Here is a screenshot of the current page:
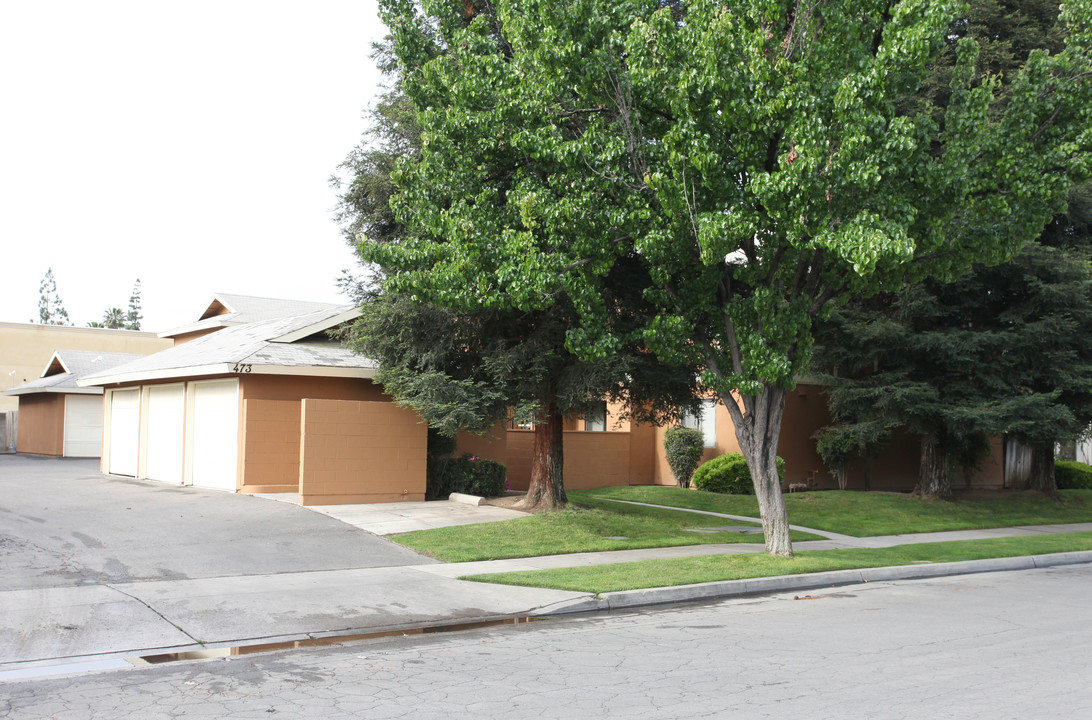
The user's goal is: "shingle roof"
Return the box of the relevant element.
[79,304,374,386]
[2,350,146,396]
[160,293,343,338]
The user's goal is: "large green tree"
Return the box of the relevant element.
[814,182,1092,500]
[338,28,701,510]
[812,0,1092,502]
[373,0,1092,554]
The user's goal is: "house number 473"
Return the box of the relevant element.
[232,363,253,373]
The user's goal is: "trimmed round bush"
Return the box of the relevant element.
[663,426,705,488]
[1055,460,1092,490]
[692,453,786,494]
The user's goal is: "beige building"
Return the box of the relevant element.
[0,322,171,413]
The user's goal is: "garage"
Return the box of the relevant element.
[143,384,185,484]
[63,395,103,458]
[106,388,141,476]
[187,379,239,491]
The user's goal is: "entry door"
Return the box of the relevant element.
[187,379,240,491]
[64,395,103,457]
[107,388,140,476]
[144,384,185,483]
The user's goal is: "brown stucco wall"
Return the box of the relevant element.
[651,386,835,488]
[504,430,534,489]
[299,398,427,505]
[627,422,657,485]
[15,394,64,456]
[777,386,833,486]
[240,374,385,403]
[455,421,508,467]
[237,376,388,495]
[648,385,1009,493]
[240,399,301,493]
[653,400,741,485]
[503,426,653,491]
[558,431,634,489]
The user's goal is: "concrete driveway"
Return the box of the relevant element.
[0,455,586,671]
[0,455,434,593]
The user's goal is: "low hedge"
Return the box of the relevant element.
[1055,461,1092,490]
[435,454,508,498]
[692,452,785,495]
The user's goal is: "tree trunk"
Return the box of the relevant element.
[726,384,793,557]
[518,400,567,511]
[915,435,953,500]
[1027,440,1060,500]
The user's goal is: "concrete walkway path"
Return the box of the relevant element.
[591,497,1092,548]
[254,493,529,534]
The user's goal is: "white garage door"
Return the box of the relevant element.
[144,384,185,484]
[188,380,239,491]
[64,394,103,458]
[107,388,140,476]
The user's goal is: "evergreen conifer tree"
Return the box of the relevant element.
[37,267,70,326]
[813,1,1090,500]
[125,279,142,330]
[814,184,1092,499]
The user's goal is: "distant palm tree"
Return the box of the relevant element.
[103,308,126,329]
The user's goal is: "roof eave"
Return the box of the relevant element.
[2,385,103,396]
[157,320,233,339]
[269,307,362,343]
[77,362,377,387]
[78,363,236,387]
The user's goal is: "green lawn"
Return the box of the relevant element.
[392,496,822,563]
[463,532,1092,593]
[572,486,1092,536]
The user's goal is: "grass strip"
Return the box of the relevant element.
[573,487,1092,537]
[393,497,822,563]
[460,532,1092,593]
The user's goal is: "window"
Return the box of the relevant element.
[585,402,607,432]
[681,399,717,448]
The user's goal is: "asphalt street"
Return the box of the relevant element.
[2,564,1089,719]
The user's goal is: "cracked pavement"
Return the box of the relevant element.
[2,565,1089,719]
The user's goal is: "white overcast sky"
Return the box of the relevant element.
[1,1,388,332]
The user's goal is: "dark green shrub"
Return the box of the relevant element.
[692,453,786,494]
[664,426,705,488]
[1055,461,1092,489]
[425,428,459,500]
[442,454,508,497]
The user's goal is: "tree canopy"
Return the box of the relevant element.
[814,181,1092,499]
[338,29,701,510]
[371,0,1092,553]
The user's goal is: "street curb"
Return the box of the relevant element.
[533,550,1092,615]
